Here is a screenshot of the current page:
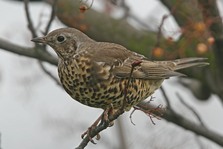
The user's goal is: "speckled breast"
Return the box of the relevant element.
[58,56,163,111]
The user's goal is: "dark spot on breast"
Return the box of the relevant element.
[100,84,107,89]
[92,92,96,98]
[93,86,99,92]
[80,82,84,86]
[86,69,90,73]
[79,87,85,93]
[88,88,93,92]
[85,60,91,65]
[97,93,102,97]
[75,58,80,63]
[104,90,108,94]
[113,87,118,94]
[133,85,138,91]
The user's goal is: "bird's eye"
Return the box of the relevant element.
[57,35,65,43]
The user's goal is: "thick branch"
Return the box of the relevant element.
[160,0,203,27]
[197,0,223,39]
[0,38,57,65]
[137,101,223,147]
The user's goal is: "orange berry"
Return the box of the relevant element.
[197,43,208,54]
[207,37,215,45]
[153,47,164,58]
[194,22,206,33]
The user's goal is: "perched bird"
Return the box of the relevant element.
[31,28,208,112]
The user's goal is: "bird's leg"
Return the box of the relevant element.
[100,104,114,127]
[81,113,103,144]
[81,105,114,143]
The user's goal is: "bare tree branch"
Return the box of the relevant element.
[137,101,223,147]
[176,92,207,148]
[38,61,61,85]
[75,109,124,149]
[0,38,57,65]
[160,86,172,111]
[176,92,206,127]
[24,0,37,38]
[44,0,57,35]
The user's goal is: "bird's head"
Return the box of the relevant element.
[31,28,93,60]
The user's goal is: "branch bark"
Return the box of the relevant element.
[0,38,57,65]
[137,101,223,147]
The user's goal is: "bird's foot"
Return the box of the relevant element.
[81,105,114,144]
[81,114,102,144]
[100,105,114,127]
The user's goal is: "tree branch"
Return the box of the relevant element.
[0,38,57,65]
[24,0,37,38]
[176,92,206,127]
[160,86,172,110]
[137,101,223,147]
[75,109,124,149]
[44,0,57,35]
[38,61,61,85]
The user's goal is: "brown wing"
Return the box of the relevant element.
[87,42,207,80]
[87,42,147,80]
[113,58,208,79]
[89,42,145,65]
[113,60,184,79]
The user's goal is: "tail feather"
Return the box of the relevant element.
[173,58,209,70]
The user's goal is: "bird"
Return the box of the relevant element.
[31,27,208,137]
[31,27,209,110]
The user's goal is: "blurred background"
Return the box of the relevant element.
[0,0,223,149]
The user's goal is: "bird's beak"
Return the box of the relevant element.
[31,36,47,44]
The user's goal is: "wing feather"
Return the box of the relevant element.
[86,42,207,80]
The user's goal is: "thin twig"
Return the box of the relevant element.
[24,0,37,38]
[176,92,206,127]
[129,108,136,125]
[133,104,164,125]
[44,0,57,35]
[122,60,142,108]
[155,14,169,47]
[160,86,173,111]
[38,61,61,86]
[119,0,130,18]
